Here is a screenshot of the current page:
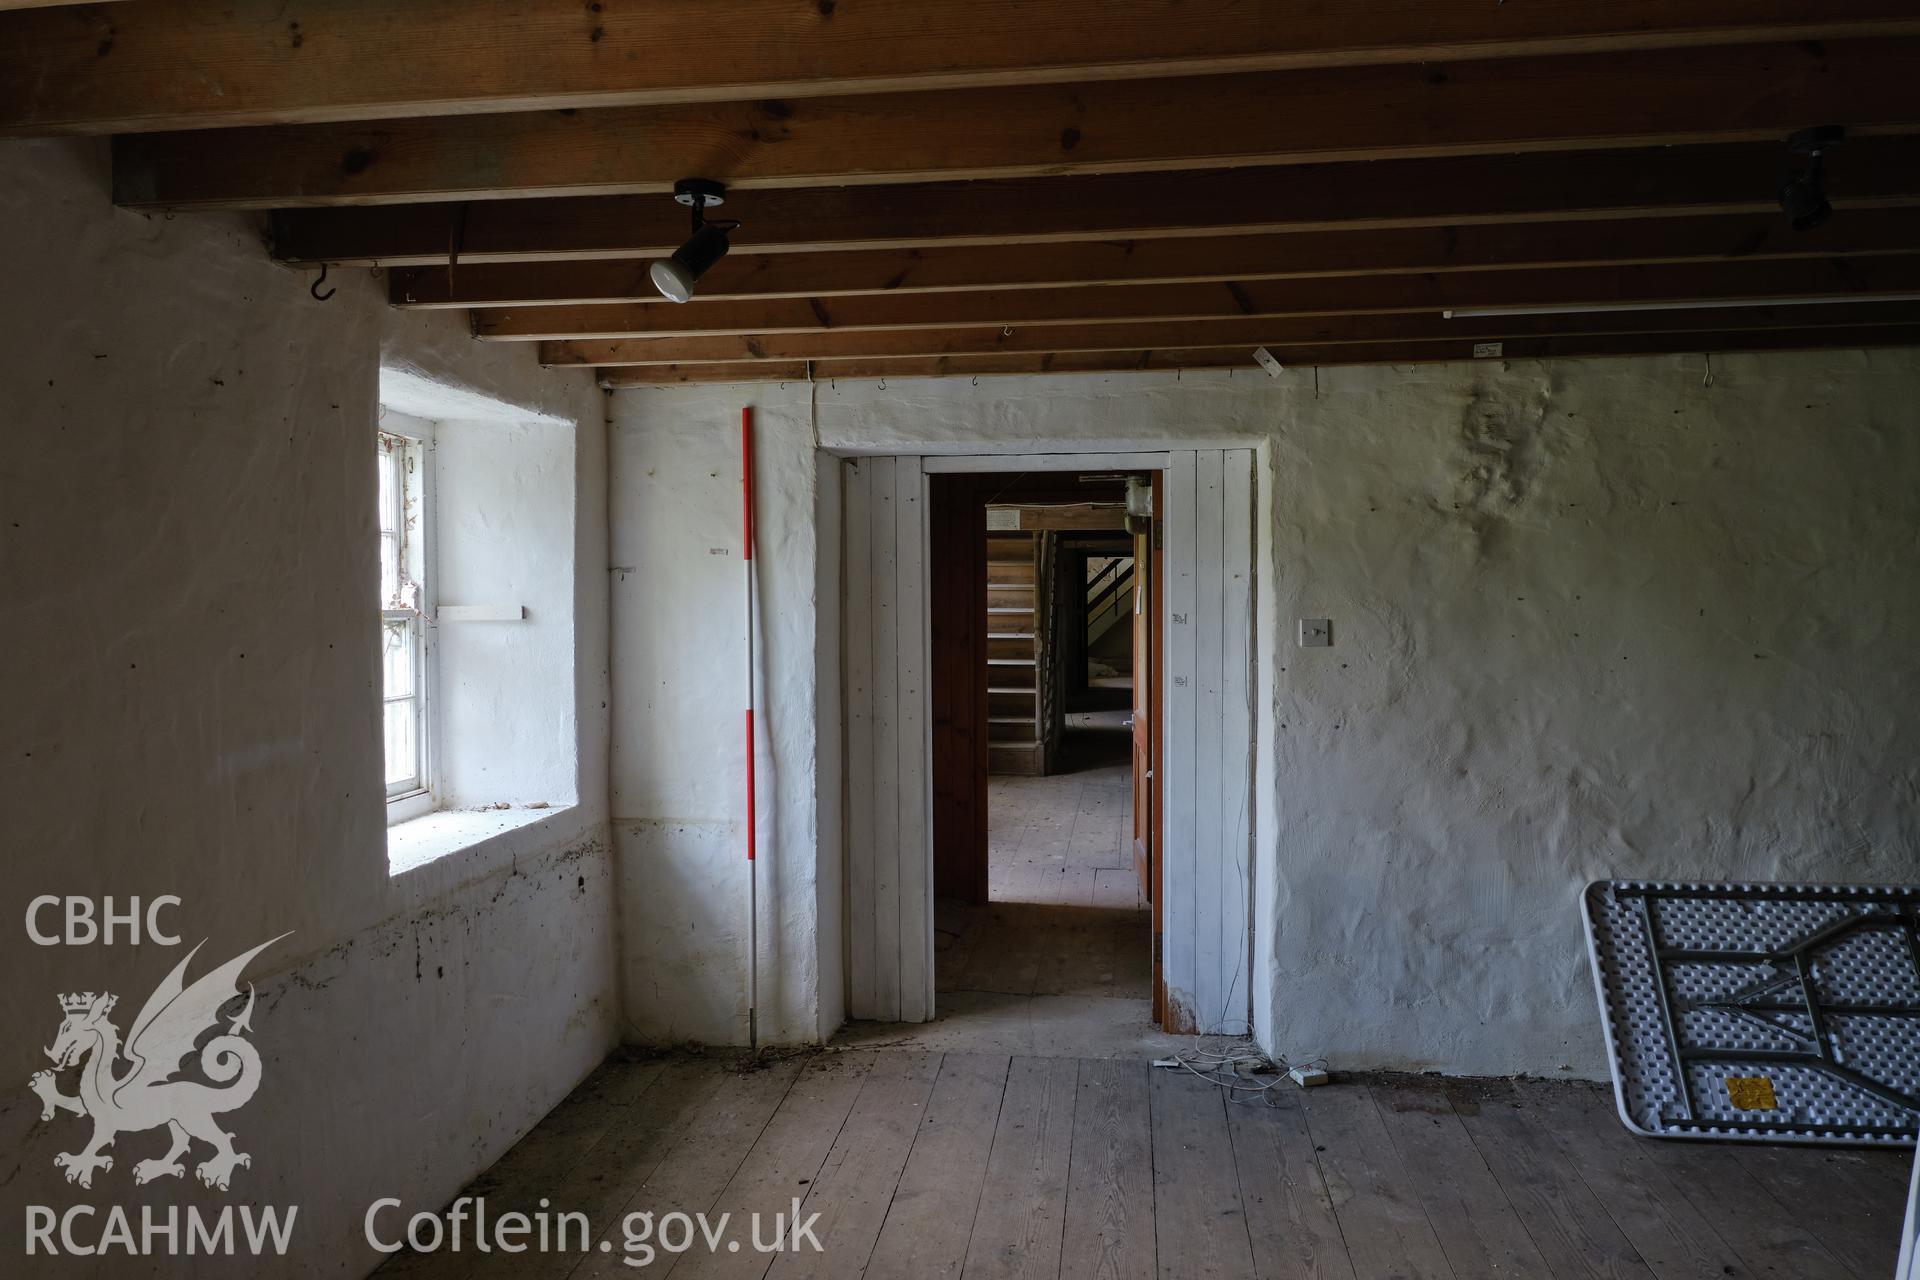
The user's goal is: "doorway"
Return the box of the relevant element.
[927,471,1159,1043]
[838,449,1255,1042]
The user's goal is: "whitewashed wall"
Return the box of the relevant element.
[610,347,1920,1077]
[0,137,614,1277]
[607,389,828,1045]
[433,415,582,807]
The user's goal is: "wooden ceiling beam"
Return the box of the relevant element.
[270,138,1920,267]
[7,1,1915,135]
[543,303,1920,367]
[597,326,1920,385]
[114,39,1920,210]
[485,256,1920,343]
[388,210,1920,308]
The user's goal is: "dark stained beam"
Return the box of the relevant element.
[484,256,1920,345]
[388,210,1920,308]
[114,40,1920,209]
[7,1,1916,135]
[596,326,1920,385]
[542,302,1920,366]
[270,138,1920,267]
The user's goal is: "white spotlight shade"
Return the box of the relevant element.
[650,223,732,303]
[649,257,698,304]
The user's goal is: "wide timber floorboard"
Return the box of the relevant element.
[376,1055,1912,1280]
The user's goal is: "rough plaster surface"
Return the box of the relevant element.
[0,137,613,1275]
[611,352,1920,1078]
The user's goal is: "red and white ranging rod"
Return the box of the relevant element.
[741,406,759,1052]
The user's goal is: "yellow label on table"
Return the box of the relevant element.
[1725,1076,1778,1111]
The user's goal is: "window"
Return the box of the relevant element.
[377,427,431,812]
[374,380,581,870]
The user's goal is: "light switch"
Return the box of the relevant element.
[1298,618,1332,647]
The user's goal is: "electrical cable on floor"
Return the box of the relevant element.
[1155,1031,1328,1106]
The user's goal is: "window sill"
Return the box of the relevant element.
[386,806,575,877]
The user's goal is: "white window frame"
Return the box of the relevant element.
[378,422,436,825]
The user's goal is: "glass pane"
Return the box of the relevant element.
[377,445,398,533]
[382,620,413,698]
[384,698,416,787]
[379,533,399,607]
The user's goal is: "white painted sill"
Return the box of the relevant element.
[386,806,577,877]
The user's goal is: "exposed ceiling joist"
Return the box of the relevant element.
[268,139,1920,267]
[6,1,1914,135]
[482,257,1920,343]
[541,303,1920,367]
[113,40,1920,210]
[388,211,1920,309]
[595,325,1920,385]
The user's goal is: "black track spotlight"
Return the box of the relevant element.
[650,178,736,303]
[1778,125,1845,233]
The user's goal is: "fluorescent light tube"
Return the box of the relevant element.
[1443,293,1920,319]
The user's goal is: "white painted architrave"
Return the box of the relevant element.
[841,449,1253,1031]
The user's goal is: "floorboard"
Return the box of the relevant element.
[1061,1058,1157,1280]
[767,1051,943,1280]
[865,1052,1012,1278]
[1443,1077,1656,1280]
[671,1053,873,1280]
[570,1055,808,1280]
[1149,1067,1257,1279]
[1224,1088,1357,1280]
[1509,1079,1753,1280]
[963,1055,1079,1280]
[1299,1083,1457,1280]
[1601,1104,1869,1280]
[1369,1078,1553,1279]
[1731,1138,1910,1278]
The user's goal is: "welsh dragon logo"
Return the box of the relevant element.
[29,935,287,1191]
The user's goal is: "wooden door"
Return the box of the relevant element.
[929,474,989,903]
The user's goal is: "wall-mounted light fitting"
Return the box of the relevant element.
[1778,125,1845,233]
[650,178,738,303]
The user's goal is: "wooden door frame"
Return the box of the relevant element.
[843,449,1255,1032]
[1141,472,1165,1024]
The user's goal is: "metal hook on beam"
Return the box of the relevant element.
[310,263,335,301]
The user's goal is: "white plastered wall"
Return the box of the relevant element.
[431,414,582,807]
[609,351,1920,1077]
[0,137,614,1276]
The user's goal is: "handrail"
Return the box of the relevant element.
[1087,571,1135,640]
[1085,555,1124,601]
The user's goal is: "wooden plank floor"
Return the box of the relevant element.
[860,713,1171,1062]
[377,1054,1913,1279]
[947,726,1144,993]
